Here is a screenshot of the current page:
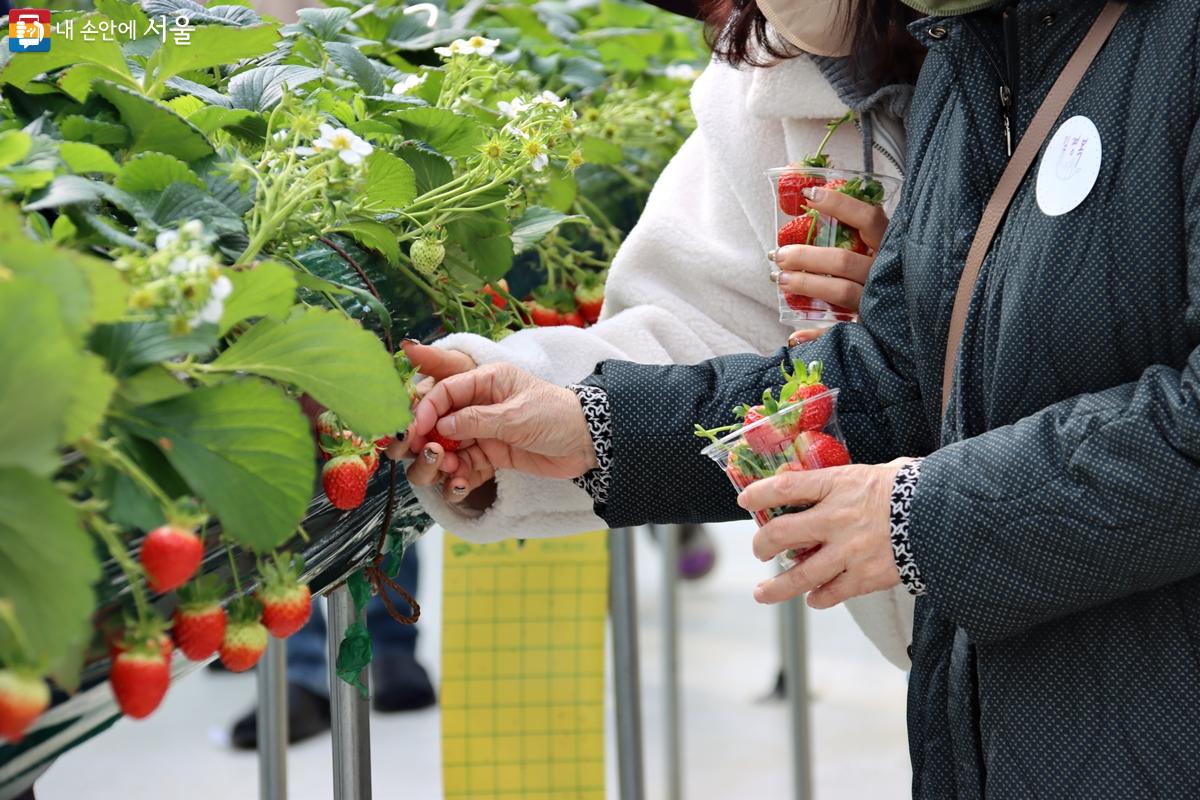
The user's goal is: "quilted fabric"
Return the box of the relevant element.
[586,0,1200,796]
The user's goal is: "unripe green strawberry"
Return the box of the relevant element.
[110,648,171,719]
[410,237,445,275]
[219,620,268,672]
[0,670,50,743]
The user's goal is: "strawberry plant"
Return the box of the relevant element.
[0,0,702,769]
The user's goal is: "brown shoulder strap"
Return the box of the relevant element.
[940,1,1126,417]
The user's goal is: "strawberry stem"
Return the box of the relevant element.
[814,111,854,160]
[85,512,152,624]
[83,438,175,517]
[225,541,244,595]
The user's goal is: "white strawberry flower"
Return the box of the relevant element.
[532,90,567,108]
[665,63,700,81]
[497,96,529,119]
[392,73,427,95]
[309,123,374,165]
[465,35,500,57]
[210,274,233,302]
[530,152,549,172]
[434,38,473,57]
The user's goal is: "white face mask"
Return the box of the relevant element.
[754,0,855,57]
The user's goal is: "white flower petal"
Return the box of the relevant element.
[294,146,317,156]
[210,275,233,301]
[155,231,179,250]
[339,149,363,165]
[351,138,374,156]
[531,153,548,172]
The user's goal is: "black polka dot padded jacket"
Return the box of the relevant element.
[582,1,1200,796]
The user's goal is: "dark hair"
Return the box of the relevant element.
[702,0,924,84]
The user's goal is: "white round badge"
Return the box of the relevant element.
[1036,115,1102,216]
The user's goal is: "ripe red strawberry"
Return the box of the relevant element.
[740,406,796,455]
[322,454,369,510]
[823,178,847,193]
[777,172,825,215]
[220,620,268,672]
[791,431,851,469]
[110,631,173,661]
[0,670,50,743]
[482,283,508,310]
[172,602,226,661]
[525,299,561,327]
[785,384,833,431]
[140,525,203,594]
[259,581,312,640]
[110,647,171,719]
[574,284,604,324]
[838,225,869,256]
[374,435,395,450]
[428,428,461,452]
[561,310,585,328]
[778,211,821,247]
[785,292,815,312]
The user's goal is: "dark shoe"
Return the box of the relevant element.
[371,652,436,713]
[230,683,331,750]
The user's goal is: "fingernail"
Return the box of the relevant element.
[802,187,825,201]
[767,249,778,262]
[777,273,792,289]
[423,447,438,464]
[451,485,468,497]
[439,416,457,436]
[769,270,781,284]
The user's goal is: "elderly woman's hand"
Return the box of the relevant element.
[771,187,891,313]
[404,362,598,486]
[739,458,913,608]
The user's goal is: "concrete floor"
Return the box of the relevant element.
[36,520,910,799]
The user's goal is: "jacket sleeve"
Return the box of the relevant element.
[586,220,934,529]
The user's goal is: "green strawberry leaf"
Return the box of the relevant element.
[114,152,204,196]
[123,379,315,551]
[510,206,585,253]
[0,468,100,670]
[93,81,215,162]
[360,151,417,212]
[335,620,372,699]
[58,141,120,175]
[147,24,280,94]
[0,279,81,475]
[218,260,297,335]
[389,107,485,161]
[209,307,410,435]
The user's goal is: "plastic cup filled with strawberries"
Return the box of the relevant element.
[696,360,850,569]
[766,113,901,327]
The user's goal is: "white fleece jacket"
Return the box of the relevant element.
[415,55,915,670]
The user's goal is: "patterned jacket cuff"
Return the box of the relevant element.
[891,458,927,596]
[568,384,612,513]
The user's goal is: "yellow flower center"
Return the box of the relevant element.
[330,133,353,150]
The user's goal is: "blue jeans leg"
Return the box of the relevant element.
[286,546,422,698]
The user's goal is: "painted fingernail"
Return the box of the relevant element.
[451,485,468,497]
[802,187,825,201]
[423,447,438,464]
[767,249,778,262]
[769,270,781,284]
[777,273,792,289]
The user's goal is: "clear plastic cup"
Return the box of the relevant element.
[700,388,850,569]
[765,167,902,327]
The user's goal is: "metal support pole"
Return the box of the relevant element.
[257,637,289,800]
[327,585,372,800]
[659,526,682,800]
[609,528,645,800]
[782,597,812,800]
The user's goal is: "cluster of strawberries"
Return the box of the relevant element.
[317,410,403,511]
[522,281,604,328]
[0,529,314,741]
[776,174,883,314]
[697,361,851,527]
